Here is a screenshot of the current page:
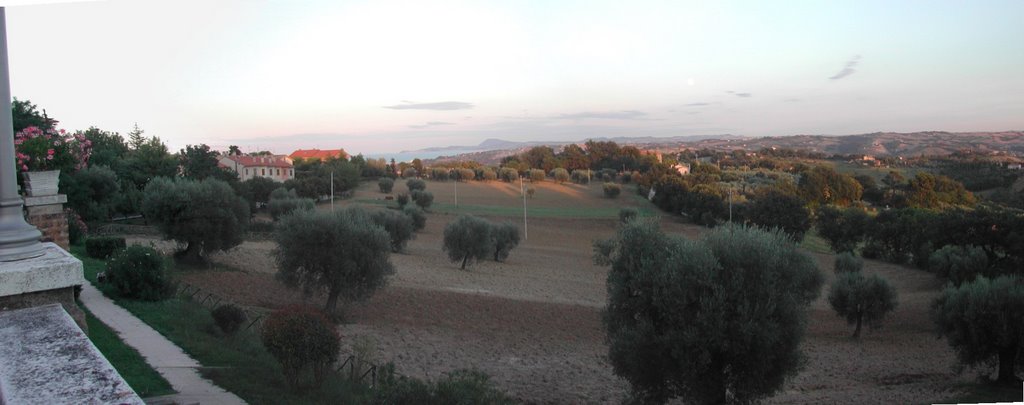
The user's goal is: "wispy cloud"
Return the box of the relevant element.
[408,121,455,129]
[829,55,861,80]
[725,91,752,98]
[384,101,474,110]
[686,102,711,107]
[554,110,648,120]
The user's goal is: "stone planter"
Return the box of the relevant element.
[22,169,60,197]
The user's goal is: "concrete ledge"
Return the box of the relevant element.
[23,194,67,207]
[0,242,84,296]
[0,304,142,404]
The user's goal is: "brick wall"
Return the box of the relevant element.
[23,195,70,251]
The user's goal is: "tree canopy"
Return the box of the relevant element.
[594,222,824,404]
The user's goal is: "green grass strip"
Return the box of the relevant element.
[81,305,175,397]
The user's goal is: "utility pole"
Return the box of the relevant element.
[454,172,458,208]
[521,175,528,240]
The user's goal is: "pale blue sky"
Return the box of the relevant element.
[5,0,1023,155]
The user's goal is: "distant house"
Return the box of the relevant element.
[1009,163,1022,170]
[218,155,294,182]
[288,149,349,162]
[671,163,691,175]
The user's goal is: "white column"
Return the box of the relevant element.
[0,8,45,261]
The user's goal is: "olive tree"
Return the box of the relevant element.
[273,208,394,314]
[828,272,898,338]
[378,177,395,193]
[551,168,570,184]
[369,209,415,252]
[928,245,991,286]
[931,276,1024,384]
[490,222,520,262]
[816,205,869,253]
[594,222,824,404]
[747,191,811,242]
[268,189,315,221]
[142,177,249,263]
[406,178,426,192]
[443,215,493,269]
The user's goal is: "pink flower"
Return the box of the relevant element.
[47,155,54,160]
[47,149,55,155]
[22,165,28,171]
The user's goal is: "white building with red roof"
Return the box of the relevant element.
[218,155,294,182]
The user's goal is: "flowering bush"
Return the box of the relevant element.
[13,126,92,172]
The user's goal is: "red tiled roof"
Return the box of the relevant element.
[222,155,292,168]
[288,149,348,161]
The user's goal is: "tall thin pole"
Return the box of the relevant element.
[454,173,458,208]
[0,8,45,261]
[521,175,527,240]
[330,171,334,212]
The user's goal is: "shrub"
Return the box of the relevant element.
[64,165,120,222]
[106,245,173,301]
[378,177,395,193]
[66,208,87,245]
[402,206,427,231]
[211,304,247,336]
[571,169,591,184]
[443,215,493,269]
[526,187,535,198]
[269,196,315,221]
[620,172,633,183]
[396,193,410,208]
[270,187,298,201]
[402,168,417,178]
[828,272,898,338]
[413,191,434,210]
[528,169,545,182]
[490,222,520,262]
[261,305,340,389]
[551,168,570,184]
[86,236,126,259]
[481,168,497,181]
[406,178,426,192]
[931,276,1024,384]
[928,245,991,286]
[602,183,621,198]
[274,208,394,314]
[834,252,864,273]
[594,223,824,404]
[142,177,249,264]
[370,210,416,252]
[618,207,639,224]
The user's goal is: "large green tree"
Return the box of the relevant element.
[11,98,57,132]
[931,276,1024,385]
[273,208,394,313]
[746,190,811,241]
[594,222,824,404]
[141,177,249,263]
[828,272,898,338]
[816,205,870,253]
[443,215,493,269]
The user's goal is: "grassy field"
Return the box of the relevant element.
[72,246,374,404]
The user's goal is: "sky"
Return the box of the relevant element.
[4,0,1023,156]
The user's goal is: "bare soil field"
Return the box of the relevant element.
[127,179,980,404]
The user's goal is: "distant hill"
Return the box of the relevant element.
[421,131,1024,165]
